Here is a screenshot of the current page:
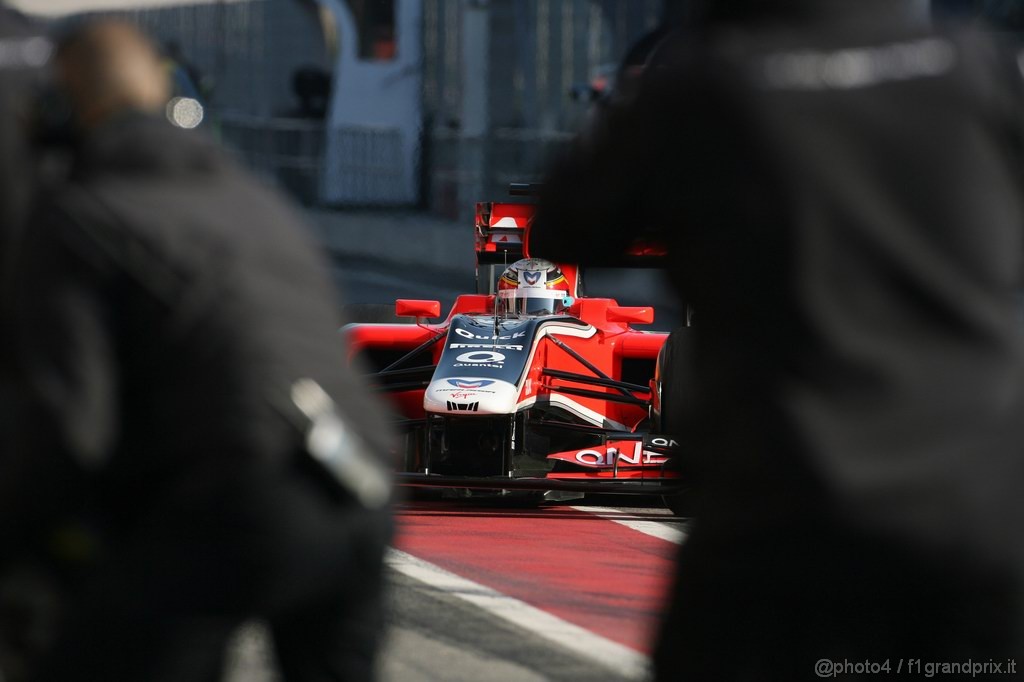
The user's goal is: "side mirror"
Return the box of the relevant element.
[606,306,653,325]
[395,299,441,319]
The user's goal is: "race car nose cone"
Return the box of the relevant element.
[424,378,521,415]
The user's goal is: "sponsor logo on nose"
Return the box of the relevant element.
[447,379,496,389]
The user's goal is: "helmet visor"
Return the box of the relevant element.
[497,289,570,317]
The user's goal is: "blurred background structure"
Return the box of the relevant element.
[11,0,1021,217]
[17,0,665,217]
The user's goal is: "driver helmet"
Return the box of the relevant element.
[496,258,573,317]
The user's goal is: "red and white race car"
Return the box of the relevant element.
[342,191,688,511]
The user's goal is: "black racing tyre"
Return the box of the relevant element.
[663,488,696,518]
[658,326,698,517]
[656,326,695,434]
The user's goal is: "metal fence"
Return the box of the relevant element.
[220,115,410,206]
[323,125,409,205]
[219,113,326,205]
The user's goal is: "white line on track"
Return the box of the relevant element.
[571,507,689,545]
[386,549,651,680]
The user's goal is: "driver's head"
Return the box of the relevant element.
[54,21,169,131]
[496,258,573,317]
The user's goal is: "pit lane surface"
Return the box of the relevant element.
[378,500,688,681]
[221,502,686,681]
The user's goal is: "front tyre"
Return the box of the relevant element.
[657,326,698,517]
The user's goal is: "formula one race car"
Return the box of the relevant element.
[342,190,688,512]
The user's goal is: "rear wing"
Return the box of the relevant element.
[474,200,536,295]
[474,201,530,266]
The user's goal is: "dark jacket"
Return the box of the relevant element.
[8,114,393,563]
[0,6,52,558]
[530,1,1024,575]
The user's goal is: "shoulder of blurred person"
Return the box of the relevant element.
[0,2,54,547]
[12,21,394,521]
[531,0,1024,562]
[45,120,388,433]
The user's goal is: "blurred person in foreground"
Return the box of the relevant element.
[527,0,1024,678]
[6,20,393,681]
[0,1,46,469]
[0,5,53,678]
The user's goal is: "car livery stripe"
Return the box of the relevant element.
[387,549,650,680]
[394,505,677,656]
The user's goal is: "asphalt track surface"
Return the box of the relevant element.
[382,499,688,681]
[223,500,689,682]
